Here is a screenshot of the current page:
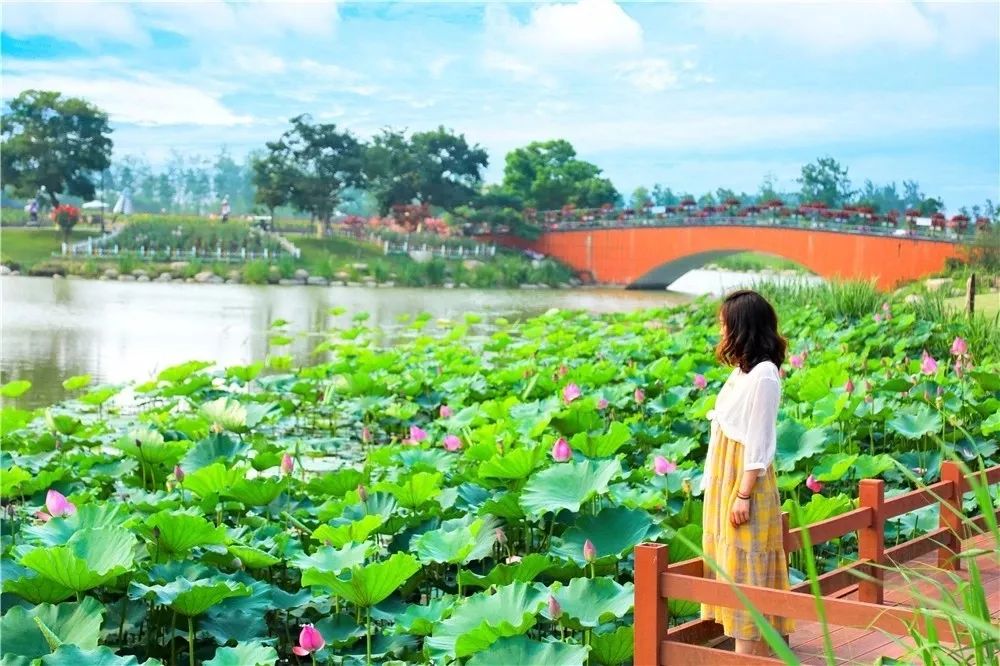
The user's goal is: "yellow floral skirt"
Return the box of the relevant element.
[700,430,796,641]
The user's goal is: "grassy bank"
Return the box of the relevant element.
[0,227,100,270]
[712,251,808,273]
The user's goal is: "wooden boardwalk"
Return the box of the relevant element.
[728,532,999,665]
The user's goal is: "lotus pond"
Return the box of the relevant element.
[1,289,998,666]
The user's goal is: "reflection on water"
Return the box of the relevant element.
[1,270,818,408]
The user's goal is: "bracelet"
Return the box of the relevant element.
[736,492,751,500]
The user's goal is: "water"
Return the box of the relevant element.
[1,269,818,407]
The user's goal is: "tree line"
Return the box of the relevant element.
[2,90,996,233]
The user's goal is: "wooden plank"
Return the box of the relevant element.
[884,527,951,565]
[785,507,872,551]
[661,572,963,643]
[634,543,669,666]
[660,641,786,665]
[882,480,954,519]
[858,479,886,604]
[939,462,966,570]
[984,465,1000,485]
[666,618,724,645]
[666,556,703,576]
[789,561,867,597]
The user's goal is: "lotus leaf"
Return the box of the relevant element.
[0,407,33,436]
[222,477,284,506]
[227,545,280,569]
[20,527,137,593]
[426,582,548,659]
[550,507,657,565]
[589,626,633,666]
[887,405,943,439]
[40,646,154,666]
[571,421,631,458]
[467,636,588,666]
[200,398,275,433]
[478,447,544,480]
[181,463,244,497]
[157,360,212,383]
[2,561,75,603]
[459,554,555,590]
[546,576,633,628]
[306,468,366,498]
[783,493,855,529]
[312,514,384,547]
[144,510,227,556]
[322,552,420,608]
[129,577,251,616]
[0,597,104,661]
[812,453,860,482]
[297,543,369,588]
[774,422,830,472]
[374,471,442,509]
[202,641,277,666]
[520,458,622,516]
[181,433,249,471]
[391,595,456,636]
[0,379,32,397]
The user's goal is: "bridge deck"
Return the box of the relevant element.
[707,532,999,664]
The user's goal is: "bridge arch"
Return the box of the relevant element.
[491,224,960,290]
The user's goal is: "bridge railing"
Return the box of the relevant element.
[633,460,1000,665]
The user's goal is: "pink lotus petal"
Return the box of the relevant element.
[443,434,462,451]
[298,624,325,653]
[45,489,75,518]
[950,336,967,356]
[35,510,52,523]
[653,456,676,476]
[547,595,562,618]
[920,351,938,375]
[409,425,428,442]
[790,354,804,369]
[562,383,581,404]
[583,538,597,562]
[439,405,453,419]
[551,438,572,462]
[596,397,609,410]
[634,388,645,404]
[844,379,854,394]
[805,474,824,493]
[292,647,309,656]
[693,373,707,390]
[280,453,294,475]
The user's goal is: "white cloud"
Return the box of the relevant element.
[699,1,997,55]
[2,0,340,47]
[617,59,680,92]
[485,0,643,60]
[2,61,252,126]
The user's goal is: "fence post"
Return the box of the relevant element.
[966,273,976,315]
[634,543,669,666]
[938,461,965,570]
[858,478,885,604]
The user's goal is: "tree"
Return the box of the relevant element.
[213,148,252,213]
[501,139,618,210]
[452,186,537,238]
[1,90,113,206]
[917,197,944,216]
[263,115,365,229]
[697,191,716,207]
[797,157,853,208]
[758,172,781,203]
[364,126,488,214]
[902,180,923,209]
[251,150,295,223]
[651,184,678,206]
[630,186,651,211]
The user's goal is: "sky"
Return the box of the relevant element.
[2,0,998,210]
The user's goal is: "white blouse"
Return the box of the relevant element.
[701,360,781,491]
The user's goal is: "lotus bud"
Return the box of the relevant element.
[547,595,562,619]
[280,453,294,475]
[634,388,645,404]
[596,397,609,410]
[653,456,676,476]
[557,364,569,377]
[357,484,368,502]
[583,539,597,563]
[790,354,804,369]
[439,405,453,419]
[361,426,372,443]
[45,489,76,518]
[693,373,707,390]
[443,434,462,451]
[135,438,142,448]
[562,383,581,404]
[408,425,427,443]
[920,351,938,375]
[292,624,325,656]
[805,474,824,493]
[551,438,572,462]
[173,465,185,483]
[844,379,854,394]
[951,336,968,356]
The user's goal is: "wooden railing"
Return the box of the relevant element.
[633,461,1000,665]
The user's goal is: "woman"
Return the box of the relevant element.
[701,289,795,655]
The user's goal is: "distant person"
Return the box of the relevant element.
[220,197,231,223]
[28,198,38,224]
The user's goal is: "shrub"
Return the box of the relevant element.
[242,261,270,284]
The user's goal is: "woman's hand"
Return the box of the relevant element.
[730,496,751,527]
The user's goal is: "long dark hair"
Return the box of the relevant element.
[715,289,787,373]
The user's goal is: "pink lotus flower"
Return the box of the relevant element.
[805,474,824,493]
[42,489,76,520]
[439,405,453,419]
[653,455,676,476]
[443,434,462,451]
[173,465,185,483]
[596,397,609,410]
[548,595,562,619]
[361,426,372,443]
[920,351,938,375]
[280,453,294,475]
[292,624,325,656]
[583,539,597,563]
[634,388,645,404]
[693,374,707,390]
[562,383,581,404]
[790,354,804,369]
[950,337,967,356]
[357,484,368,502]
[409,425,428,443]
[557,364,569,378]
[874,313,882,323]
[551,438,572,462]
[844,379,854,394]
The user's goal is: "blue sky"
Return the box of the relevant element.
[3,1,998,210]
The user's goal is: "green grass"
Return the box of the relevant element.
[944,290,1000,318]
[713,252,808,273]
[0,227,101,270]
